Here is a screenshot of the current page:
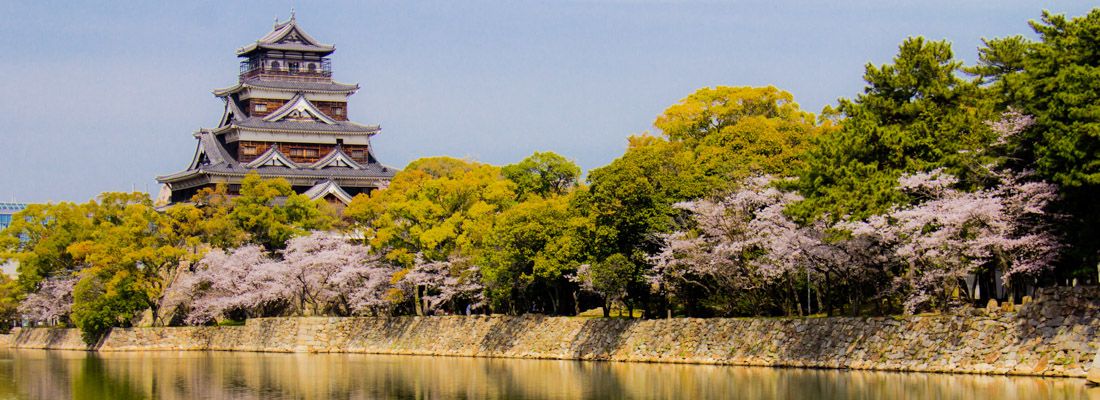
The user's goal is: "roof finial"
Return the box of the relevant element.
[274,15,279,28]
[290,8,296,21]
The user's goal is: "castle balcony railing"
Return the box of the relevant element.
[240,59,333,83]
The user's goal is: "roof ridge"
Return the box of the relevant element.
[261,93,338,124]
[310,146,364,170]
[303,180,355,204]
[245,146,300,169]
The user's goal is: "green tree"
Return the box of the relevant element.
[66,192,194,339]
[502,152,582,200]
[655,86,822,189]
[579,137,700,313]
[70,265,148,345]
[230,173,332,250]
[791,37,996,221]
[976,10,1100,275]
[346,157,516,266]
[577,253,636,318]
[0,202,93,291]
[0,275,21,332]
[480,194,585,314]
[164,185,248,251]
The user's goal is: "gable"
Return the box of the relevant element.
[311,147,364,170]
[245,147,300,169]
[278,28,306,44]
[262,94,337,124]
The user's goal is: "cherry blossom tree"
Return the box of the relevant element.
[398,254,484,315]
[19,276,77,325]
[650,176,811,315]
[281,232,374,316]
[341,264,397,316]
[163,232,410,323]
[162,245,291,325]
[840,167,1060,313]
[652,159,1059,316]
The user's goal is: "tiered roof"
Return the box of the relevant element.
[156,14,395,204]
[213,79,359,97]
[215,93,381,134]
[236,15,335,56]
[158,131,392,184]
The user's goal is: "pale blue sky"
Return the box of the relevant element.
[0,1,1094,203]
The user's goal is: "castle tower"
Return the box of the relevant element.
[157,15,394,205]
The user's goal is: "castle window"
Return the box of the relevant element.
[254,103,267,112]
[333,107,344,116]
[241,145,257,156]
[289,62,300,73]
[308,63,317,72]
[270,61,281,70]
[289,148,319,158]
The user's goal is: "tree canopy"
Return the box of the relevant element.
[346,157,516,266]
[502,152,581,200]
[791,37,996,221]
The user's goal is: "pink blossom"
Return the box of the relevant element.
[19,276,77,324]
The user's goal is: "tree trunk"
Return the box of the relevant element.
[414,285,425,317]
[573,290,580,316]
[548,287,560,315]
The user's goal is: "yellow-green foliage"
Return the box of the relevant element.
[346,157,516,266]
[654,85,823,190]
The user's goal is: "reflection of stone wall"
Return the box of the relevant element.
[11,287,1100,378]
[5,350,1091,399]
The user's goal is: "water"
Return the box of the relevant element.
[0,349,1092,399]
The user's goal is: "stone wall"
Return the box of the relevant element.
[11,287,1100,378]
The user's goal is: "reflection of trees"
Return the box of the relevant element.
[9,350,74,399]
[71,353,146,400]
[0,349,1091,399]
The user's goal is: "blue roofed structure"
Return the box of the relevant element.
[0,202,27,277]
[0,203,27,231]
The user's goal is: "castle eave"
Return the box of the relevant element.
[213,80,359,97]
[216,119,381,135]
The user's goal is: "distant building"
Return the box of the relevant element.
[0,202,26,277]
[157,14,395,206]
[0,202,27,231]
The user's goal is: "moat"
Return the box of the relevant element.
[0,349,1090,400]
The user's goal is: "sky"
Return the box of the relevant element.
[0,1,1094,203]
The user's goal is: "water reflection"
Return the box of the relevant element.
[0,349,1093,399]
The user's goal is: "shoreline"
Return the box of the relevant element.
[7,287,1100,380]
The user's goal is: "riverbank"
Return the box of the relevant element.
[8,287,1100,378]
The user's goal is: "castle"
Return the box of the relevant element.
[157,14,394,206]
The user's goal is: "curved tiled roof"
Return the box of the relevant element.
[310,147,365,170]
[236,16,334,56]
[157,132,396,183]
[303,180,355,204]
[244,147,300,169]
[262,93,337,124]
[228,118,380,134]
[202,162,394,177]
[213,79,359,96]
